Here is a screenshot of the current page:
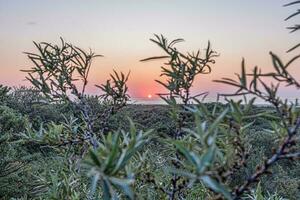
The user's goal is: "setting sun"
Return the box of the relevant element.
[147,94,152,99]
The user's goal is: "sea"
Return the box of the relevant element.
[130,96,299,106]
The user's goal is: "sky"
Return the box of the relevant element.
[0,0,299,100]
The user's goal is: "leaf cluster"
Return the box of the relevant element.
[96,70,130,110]
[22,38,102,101]
[85,120,152,200]
[141,34,218,104]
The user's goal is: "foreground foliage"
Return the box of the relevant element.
[1,2,300,199]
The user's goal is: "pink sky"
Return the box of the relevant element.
[0,0,299,100]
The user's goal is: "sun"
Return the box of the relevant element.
[147,94,152,99]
